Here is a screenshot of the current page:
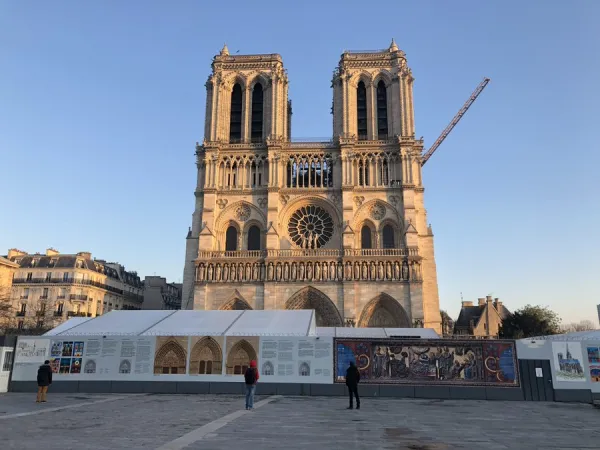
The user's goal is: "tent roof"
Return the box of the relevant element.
[43,317,92,336]
[142,310,244,336]
[44,310,316,337]
[315,327,440,339]
[525,329,600,342]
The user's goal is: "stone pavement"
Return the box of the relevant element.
[0,393,598,449]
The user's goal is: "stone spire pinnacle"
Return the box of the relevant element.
[220,44,230,56]
[389,38,399,52]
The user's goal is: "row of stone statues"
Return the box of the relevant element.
[196,259,422,283]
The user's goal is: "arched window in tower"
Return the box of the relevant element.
[229,83,243,143]
[361,225,372,249]
[376,80,388,139]
[225,226,238,251]
[251,83,264,142]
[382,224,395,249]
[247,225,261,251]
[357,81,368,140]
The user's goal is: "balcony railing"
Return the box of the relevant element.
[39,296,48,299]
[57,295,66,299]
[67,311,90,317]
[69,294,88,301]
[13,278,124,295]
[20,295,29,299]
[197,248,419,260]
[54,311,64,317]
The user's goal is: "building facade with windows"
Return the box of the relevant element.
[5,248,143,330]
[143,276,182,310]
[454,296,511,338]
[182,41,441,332]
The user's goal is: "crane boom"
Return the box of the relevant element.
[421,77,490,166]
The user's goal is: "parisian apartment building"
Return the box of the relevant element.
[3,248,144,330]
[142,276,182,310]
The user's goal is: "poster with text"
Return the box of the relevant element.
[587,346,600,382]
[552,341,586,382]
[14,339,49,364]
[188,336,224,375]
[259,337,333,383]
[154,337,188,375]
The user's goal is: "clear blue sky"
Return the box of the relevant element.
[1,1,598,324]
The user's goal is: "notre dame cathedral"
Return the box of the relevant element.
[182,40,441,332]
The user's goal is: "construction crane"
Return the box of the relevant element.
[421,77,490,166]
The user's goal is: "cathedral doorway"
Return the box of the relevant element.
[357,293,410,328]
[285,286,343,327]
[153,339,187,374]
[226,339,257,375]
[190,337,222,375]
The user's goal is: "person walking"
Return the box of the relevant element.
[346,360,360,410]
[244,360,259,410]
[36,360,52,403]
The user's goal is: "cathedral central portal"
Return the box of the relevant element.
[182,41,441,332]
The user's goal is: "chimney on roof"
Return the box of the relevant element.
[486,295,493,305]
[46,248,59,256]
[461,301,473,307]
[77,252,92,260]
[7,249,27,259]
[493,298,503,310]
[478,298,486,306]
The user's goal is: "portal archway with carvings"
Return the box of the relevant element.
[153,339,187,374]
[190,337,223,375]
[357,293,410,328]
[219,297,253,311]
[226,339,258,375]
[285,286,343,327]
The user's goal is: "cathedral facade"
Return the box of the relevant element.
[182,41,441,332]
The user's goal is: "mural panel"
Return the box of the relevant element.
[153,337,188,375]
[189,336,224,375]
[587,346,600,382]
[225,336,259,375]
[334,339,519,387]
[551,341,585,382]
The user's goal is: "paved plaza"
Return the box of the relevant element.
[0,393,598,449]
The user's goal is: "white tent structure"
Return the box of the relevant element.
[43,310,439,339]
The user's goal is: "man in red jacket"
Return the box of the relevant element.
[244,360,259,410]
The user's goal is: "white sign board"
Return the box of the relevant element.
[535,368,543,378]
[14,339,48,363]
[259,337,333,384]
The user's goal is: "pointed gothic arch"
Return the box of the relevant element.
[190,337,223,375]
[357,293,410,328]
[220,296,253,311]
[226,339,258,375]
[153,339,187,374]
[285,286,343,327]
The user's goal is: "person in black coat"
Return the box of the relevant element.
[36,360,52,403]
[345,360,360,409]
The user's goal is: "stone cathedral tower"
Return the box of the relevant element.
[182,41,441,332]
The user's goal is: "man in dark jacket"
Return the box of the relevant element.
[345,360,360,410]
[36,360,52,403]
[244,360,259,410]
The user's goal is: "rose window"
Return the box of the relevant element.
[288,205,334,249]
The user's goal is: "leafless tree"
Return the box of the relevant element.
[0,286,16,333]
[561,320,597,333]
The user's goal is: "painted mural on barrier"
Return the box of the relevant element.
[551,341,585,382]
[189,336,224,375]
[334,339,519,386]
[154,337,188,375]
[587,346,600,382]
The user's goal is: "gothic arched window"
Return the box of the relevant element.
[361,225,372,249]
[230,83,243,142]
[382,224,395,249]
[251,83,264,142]
[225,226,238,251]
[376,80,388,139]
[357,81,368,140]
[247,225,261,251]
